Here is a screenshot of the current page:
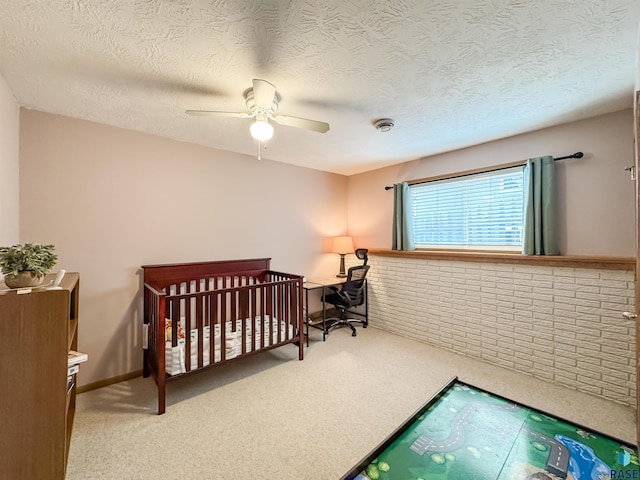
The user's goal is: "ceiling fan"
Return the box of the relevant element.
[186,79,330,143]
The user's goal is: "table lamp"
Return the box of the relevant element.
[332,236,354,277]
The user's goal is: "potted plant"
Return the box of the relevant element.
[0,243,58,288]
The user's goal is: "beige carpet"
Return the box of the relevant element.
[66,327,636,480]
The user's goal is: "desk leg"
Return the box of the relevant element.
[322,285,327,341]
[305,287,309,347]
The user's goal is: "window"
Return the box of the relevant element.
[410,166,524,249]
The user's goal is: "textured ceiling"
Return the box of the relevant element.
[1,1,638,175]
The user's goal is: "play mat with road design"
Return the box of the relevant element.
[352,382,638,480]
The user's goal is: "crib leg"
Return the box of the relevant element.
[143,350,149,378]
[158,378,166,415]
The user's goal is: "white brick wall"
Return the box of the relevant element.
[366,254,636,407]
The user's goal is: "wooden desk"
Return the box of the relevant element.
[303,277,345,345]
[303,276,368,345]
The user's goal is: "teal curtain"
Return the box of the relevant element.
[392,182,415,251]
[522,156,559,255]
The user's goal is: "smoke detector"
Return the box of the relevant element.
[374,118,394,132]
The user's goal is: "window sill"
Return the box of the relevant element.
[368,248,636,271]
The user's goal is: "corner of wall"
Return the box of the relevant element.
[0,74,20,247]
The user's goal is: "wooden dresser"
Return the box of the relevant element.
[0,272,80,479]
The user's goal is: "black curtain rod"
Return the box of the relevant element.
[553,152,584,161]
[384,152,584,190]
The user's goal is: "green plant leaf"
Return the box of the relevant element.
[0,244,58,277]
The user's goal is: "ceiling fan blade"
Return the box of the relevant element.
[185,110,253,118]
[274,114,330,133]
[252,79,276,110]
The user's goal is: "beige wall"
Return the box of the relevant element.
[15,106,638,388]
[636,19,640,90]
[19,110,348,386]
[0,75,19,247]
[348,109,636,256]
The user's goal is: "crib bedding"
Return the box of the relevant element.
[165,316,295,375]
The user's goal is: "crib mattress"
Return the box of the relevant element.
[165,316,294,375]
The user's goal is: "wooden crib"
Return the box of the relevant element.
[142,258,304,414]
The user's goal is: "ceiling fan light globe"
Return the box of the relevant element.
[250,120,274,141]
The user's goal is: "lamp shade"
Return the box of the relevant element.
[332,236,354,254]
[250,120,274,141]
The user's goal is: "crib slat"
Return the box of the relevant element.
[277,282,283,343]
[171,297,179,348]
[285,281,291,340]
[196,285,203,369]
[251,286,257,352]
[210,291,217,364]
[290,281,297,339]
[261,283,267,349]
[239,290,246,355]
[221,286,227,363]
[231,288,237,333]
[184,284,191,372]
[288,280,293,339]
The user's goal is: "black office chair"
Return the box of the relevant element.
[322,248,369,337]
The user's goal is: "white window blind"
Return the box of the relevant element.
[410,166,524,248]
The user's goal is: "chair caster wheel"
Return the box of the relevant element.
[352,332,357,337]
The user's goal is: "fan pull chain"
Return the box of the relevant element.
[257,140,268,160]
